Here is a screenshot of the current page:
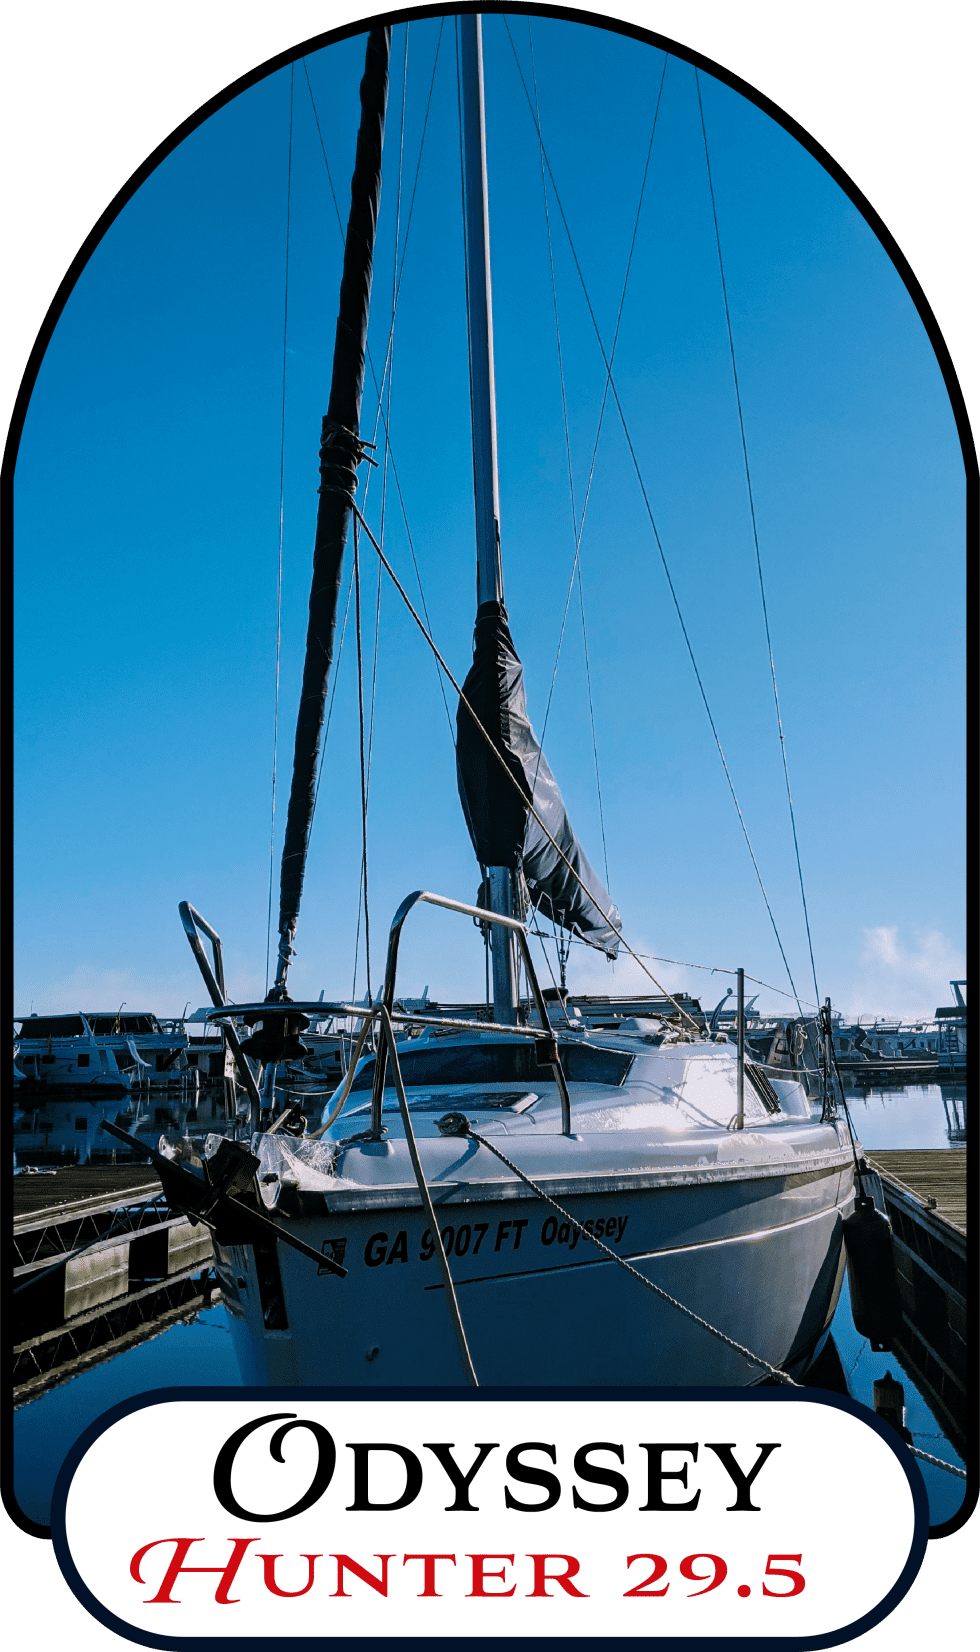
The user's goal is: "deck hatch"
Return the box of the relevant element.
[345,1089,540,1117]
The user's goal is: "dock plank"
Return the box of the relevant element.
[867,1149,966,1234]
[12,1166,161,1221]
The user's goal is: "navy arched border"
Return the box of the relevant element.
[4,0,975,1558]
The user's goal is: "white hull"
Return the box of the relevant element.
[217,1181,850,1386]
[210,1032,855,1387]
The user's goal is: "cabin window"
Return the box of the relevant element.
[75,1117,88,1130]
[17,1016,86,1039]
[77,1054,90,1068]
[41,1054,57,1064]
[349,1040,634,1092]
[350,1089,539,1117]
[88,1014,156,1036]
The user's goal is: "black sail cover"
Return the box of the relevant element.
[276,26,390,975]
[456,600,621,957]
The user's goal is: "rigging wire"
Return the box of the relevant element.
[352,519,372,1001]
[524,925,821,1011]
[695,67,821,1009]
[576,572,610,888]
[352,502,701,1032]
[523,18,629,896]
[265,63,295,994]
[527,28,667,764]
[502,27,805,1013]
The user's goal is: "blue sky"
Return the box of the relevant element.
[13,12,965,1023]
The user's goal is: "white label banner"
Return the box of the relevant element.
[54,1392,926,1642]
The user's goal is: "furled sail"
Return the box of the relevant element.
[274,25,390,990]
[456,599,621,957]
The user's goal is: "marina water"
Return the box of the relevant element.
[13,1082,967,1531]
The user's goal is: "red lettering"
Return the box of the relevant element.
[403,1554,457,1597]
[527,1554,588,1597]
[624,1554,669,1597]
[763,1554,805,1596]
[256,1554,321,1598]
[467,1554,516,1597]
[130,1537,257,1605]
[331,1555,393,1597]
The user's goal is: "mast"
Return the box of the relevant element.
[460,12,518,1023]
[273,26,391,999]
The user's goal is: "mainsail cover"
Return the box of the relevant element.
[456,600,621,957]
[275,26,390,986]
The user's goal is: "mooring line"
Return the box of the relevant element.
[464,1125,800,1385]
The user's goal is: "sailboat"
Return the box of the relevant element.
[106,17,858,1387]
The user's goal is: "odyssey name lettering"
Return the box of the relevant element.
[212,1417,780,1521]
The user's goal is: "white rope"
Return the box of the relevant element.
[907,1444,967,1479]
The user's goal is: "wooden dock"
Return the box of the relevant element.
[867,1149,966,1234]
[865,1149,967,1462]
[13,1164,162,1221]
[12,1166,214,1404]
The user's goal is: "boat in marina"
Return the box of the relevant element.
[13,1010,186,1095]
[93,16,870,1391]
[12,1008,250,1163]
[829,983,968,1086]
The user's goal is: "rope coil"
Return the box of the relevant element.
[318,418,377,503]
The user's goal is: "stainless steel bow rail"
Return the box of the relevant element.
[200,890,575,1135]
[179,902,263,1119]
[371,891,573,1136]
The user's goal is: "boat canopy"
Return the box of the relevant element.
[456,599,621,957]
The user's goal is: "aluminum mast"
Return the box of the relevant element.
[460,13,518,1023]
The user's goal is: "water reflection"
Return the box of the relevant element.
[822,1276,966,1529]
[12,1303,239,1528]
[941,1087,967,1143]
[845,1081,967,1150]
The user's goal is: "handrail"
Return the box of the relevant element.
[204,1000,549,1038]
[179,901,226,1003]
[371,891,572,1135]
[178,901,262,1116]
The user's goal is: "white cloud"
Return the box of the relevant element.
[14,962,268,1020]
[837,926,965,1021]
